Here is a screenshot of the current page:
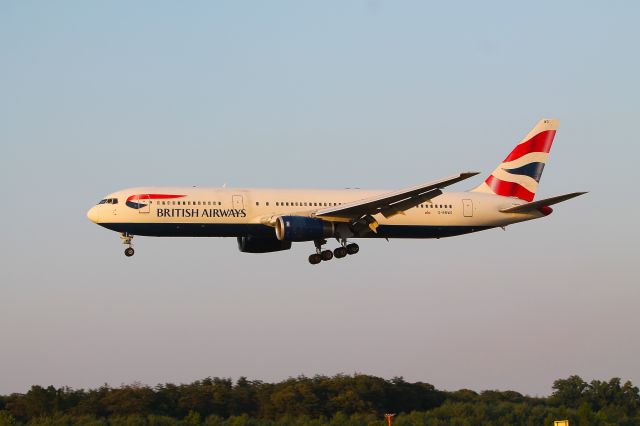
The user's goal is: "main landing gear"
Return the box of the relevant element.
[121,233,135,257]
[308,239,359,265]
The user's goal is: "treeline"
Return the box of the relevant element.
[0,375,638,425]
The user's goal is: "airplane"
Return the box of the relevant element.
[87,119,586,264]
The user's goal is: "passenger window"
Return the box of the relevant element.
[266,202,269,206]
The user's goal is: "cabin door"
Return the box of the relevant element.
[232,195,244,210]
[462,199,473,217]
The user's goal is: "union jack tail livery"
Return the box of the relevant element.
[472,119,558,201]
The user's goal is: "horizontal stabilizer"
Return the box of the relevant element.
[500,192,587,213]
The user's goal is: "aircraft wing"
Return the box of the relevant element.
[314,172,479,220]
[500,192,587,213]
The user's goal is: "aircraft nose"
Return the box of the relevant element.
[87,206,100,223]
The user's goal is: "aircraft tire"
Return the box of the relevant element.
[346,243,359,255]
[124,247,135,257]
[308,253,322,265]
[333,247,347,259]
[321,250,333,261]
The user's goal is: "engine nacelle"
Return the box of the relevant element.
[237,236,292,253]
[275,216,335,242]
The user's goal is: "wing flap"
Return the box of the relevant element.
[500,192,587,213]
[379,189,442,218]
[315,172,478,220]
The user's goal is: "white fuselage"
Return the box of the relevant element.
[87,187,544,240]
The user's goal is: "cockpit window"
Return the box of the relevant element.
[98,198,118,205]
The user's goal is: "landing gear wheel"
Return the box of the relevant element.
[321,250,334,261]
[120,233,135,257]
[308,253,322,265]
[334,246,347,259]
[346,243,359,255]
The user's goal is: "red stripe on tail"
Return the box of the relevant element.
[503,130,556,162]
[485,175,535,201]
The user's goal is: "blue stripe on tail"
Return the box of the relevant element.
[503,162,546,182]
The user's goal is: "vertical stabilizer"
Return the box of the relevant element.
[471,119,558,201]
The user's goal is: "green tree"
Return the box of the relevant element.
[551,375,589,408]
[0,411,16,426]
[101,384,155,416]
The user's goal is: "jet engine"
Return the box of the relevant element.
[275,216,335,242]
[237,236,292,253]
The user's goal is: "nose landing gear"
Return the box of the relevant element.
[120,233,135,257]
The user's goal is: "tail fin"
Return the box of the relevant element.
[471,118,558,201]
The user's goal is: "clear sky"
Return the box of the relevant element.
[1,1,639,396]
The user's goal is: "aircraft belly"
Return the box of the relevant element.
[99,222,274,237]
[372,225,493,238]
